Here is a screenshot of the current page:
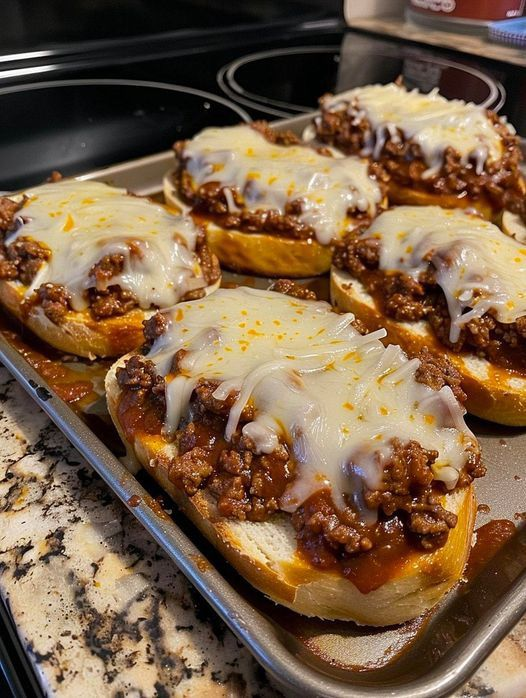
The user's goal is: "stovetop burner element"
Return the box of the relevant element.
[218,46,342,118]
[218,41,505,118]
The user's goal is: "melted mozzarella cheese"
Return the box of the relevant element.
[7,180,207,311]
[181,125,383,245]
[322,83,508,176]
[147,287,473,517]
[365,206,526,343]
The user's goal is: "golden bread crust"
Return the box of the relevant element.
[0,280,148,358]
[387,181,495,221]
[0,277,220,358]
[0,189,220,358]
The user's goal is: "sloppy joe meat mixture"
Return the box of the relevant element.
[0,195,220,323]
[172,121,386,240]
[333,233,526,373]
[316,104,525,218]
[115,282,484,592]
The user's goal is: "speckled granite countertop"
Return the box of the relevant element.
[0,365,525,697]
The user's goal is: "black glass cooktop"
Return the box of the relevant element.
[1,0,340,52]
[1,26,525,190]
[2,25,525,190]
[0,81,248,190]
[217,42,506,118]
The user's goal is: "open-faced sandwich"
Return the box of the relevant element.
[314,83,525,222]
[331,205,526,426]
[106,284,484,625]
[163,122,387,277]
[0,179,220,358]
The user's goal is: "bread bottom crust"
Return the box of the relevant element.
[106,354,476,625]
[164,172,341,278]
[387,181,495,221]
[0,280,150,358]
[331,267,526,426]
[0,277,220,358]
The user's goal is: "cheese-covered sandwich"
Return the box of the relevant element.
[164,122,387,277]
[106,285,484,625]
[314,83,525,221]
[0,180,220,358]
[331,205,526,424]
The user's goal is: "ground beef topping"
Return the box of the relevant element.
[0,197,22,235]
[0,247,18,281]
[414,347,466,404]
[363,438,456,549]
[88,285,138,320]
[116,339,482,584]
[334,232,526,372]
[195,234,221,285]
[143,312,168,350]
[292,434,483,591]
[293,438,465,561]
[172,122,383,240]
[316,102,525,217]
[90,254,125,285]
[249,120,302,146]
[184,180,318,240]
[163,381,294,522]
[36,283,71,324]
[116,354,165,405]
[0,236,51,286]
[268,278,318,301]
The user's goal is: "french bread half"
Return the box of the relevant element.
[315,83,526,224]
[0,179,220,358]
[105,286,481,626]
[106,355,475,626]
[163,173,332,278]
[165,122,387,278]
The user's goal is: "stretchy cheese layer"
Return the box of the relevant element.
[321,83,510,177]
[146,287,474,518]
[7,180,207,311]
[363,206,526,343]
[181,125,383,245]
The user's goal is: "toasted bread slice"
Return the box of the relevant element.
[316,83,525,224]
[0,180,220,358]
[0,278,220,359]
[0,280,148,358]
[106,355,476,626]
[331,267,526,426]
[164,173,333,278]
[164,121,387,278]
[387,181,495,221]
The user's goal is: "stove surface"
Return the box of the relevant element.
[217,42,505,118]
[0,25,525,187]
[0,81,248,190]
[1,0,339,52]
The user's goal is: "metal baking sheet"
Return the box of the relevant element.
[1,113,526,698]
